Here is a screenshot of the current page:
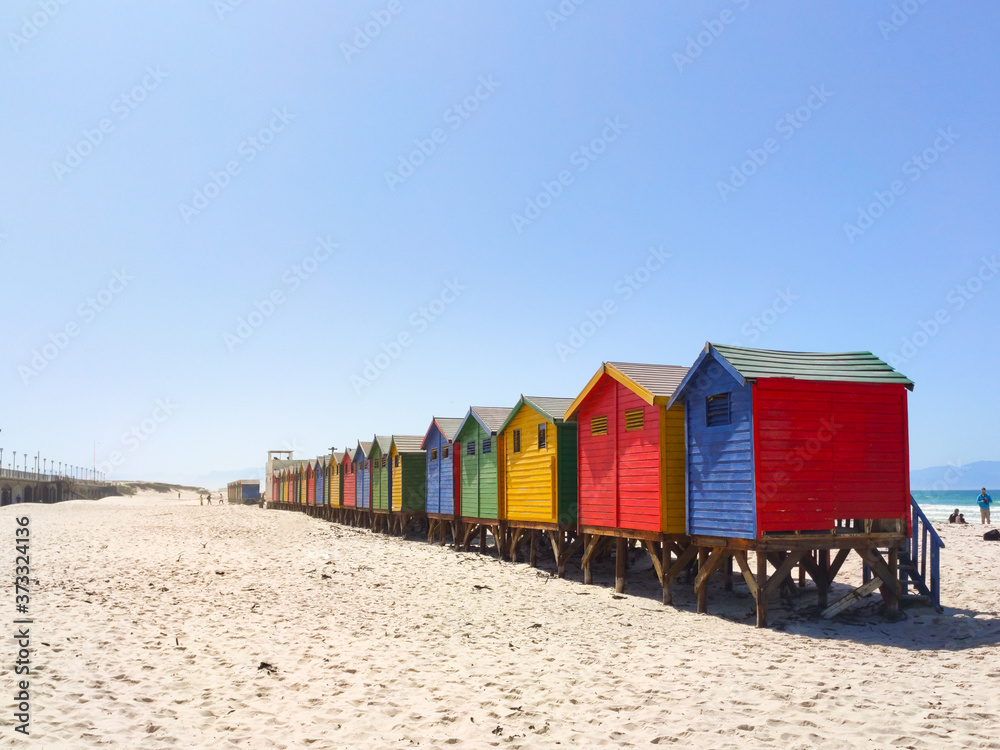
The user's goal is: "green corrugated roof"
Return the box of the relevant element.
[710,342,914,389]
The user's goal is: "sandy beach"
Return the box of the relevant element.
[5,492,1000,749]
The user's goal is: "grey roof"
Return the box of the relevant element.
[469,406,513,434]
[608,362,689,399]
[355,440,373,459]
[710,342,914,389]
[498,396,575,434]
[391,435,426,453]
[372,435,392,454]
[433,418,464,441]
[523,396,575,421]
[341,448,355,462]
[332,451,344,464]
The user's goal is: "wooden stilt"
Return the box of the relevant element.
[663,544,697,606]
[723,554,733,592]
[694,547,727,614]
[479,526,487,556]
[615,537,627,594]
[886,545,900,617]
[509,528,525,563]
[818,549,830,609]
[582,534,599,584]
[660,542,670,605]
[756,551,768,628]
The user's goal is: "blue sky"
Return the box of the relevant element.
[1,1,997,486]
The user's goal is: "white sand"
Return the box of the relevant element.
[5,492,1000,749]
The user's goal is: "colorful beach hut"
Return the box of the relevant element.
[497,396,579,576]
[329,451,344,517]
[341,448,357,519]
[665,342,915,624]
[389,435,427,534]
[370,435,392,531]
[564,362,688,594]
[354,440,373,515]
[454,406,511,554]
[422,417,464,544]
[298,461,308,505]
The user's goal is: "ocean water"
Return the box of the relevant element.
[912,489,991,524]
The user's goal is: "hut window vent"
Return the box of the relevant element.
[538,424,547,449]
[443,446,449,458]
[706,393,731,426]
[466,441,476,456]
[625,409,644,431]
[512,429,522,453]
[482,438,492,454]
[382,456,386,467]
[591,415,608,436]
[394,455,400,467]
[430,448,438,460]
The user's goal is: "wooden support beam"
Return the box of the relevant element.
[766,552,800,599]
[733,550,759,600]
[559,534,584,578]
[663,544,698,606]
[723,554,733,592]
[822,576,883,619]
[479,526,487,557]
[827,547,851,584]
[508,528,525,563]
[641,540,664,584]
[694,547,728,614]
[615,538,627,594]
[762,550,806,598]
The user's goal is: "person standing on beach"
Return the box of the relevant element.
[977,488,992,524]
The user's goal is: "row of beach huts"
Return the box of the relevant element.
[265,343,943,626]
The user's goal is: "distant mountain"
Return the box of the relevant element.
[910,461,1000,491]
[194,466,264,491]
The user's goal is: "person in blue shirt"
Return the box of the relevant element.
[977,488,992,524]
